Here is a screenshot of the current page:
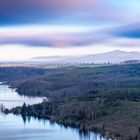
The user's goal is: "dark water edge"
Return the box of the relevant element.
[19,113,113,140]
[0,82,110,140]
[0,112,110,140]
[18,114,108,139]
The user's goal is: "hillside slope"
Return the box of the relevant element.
[17,64,140,98]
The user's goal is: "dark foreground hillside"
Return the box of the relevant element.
[5,64,140,140]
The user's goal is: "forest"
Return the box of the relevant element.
[1,64,140,140]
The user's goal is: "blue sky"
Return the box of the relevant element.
[0,0,140,60]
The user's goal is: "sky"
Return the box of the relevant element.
[0,0,140,60]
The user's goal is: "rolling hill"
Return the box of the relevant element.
[31,50,140,64]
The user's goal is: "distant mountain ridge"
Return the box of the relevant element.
[31,50,140,64]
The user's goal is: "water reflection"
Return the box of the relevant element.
[18,114,108,140]
[0,83,109,140]
[0,82,44,109]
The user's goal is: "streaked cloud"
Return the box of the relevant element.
[0,0,140,60]
[1,0,139,26]
[0,0,122,25]
[0,25,111,47]
[112,22,140,38]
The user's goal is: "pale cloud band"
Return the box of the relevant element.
[0,0,140,60]
[0,23,140,48]
[0,25,110,47]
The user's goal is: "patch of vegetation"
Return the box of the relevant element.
[0,67,68,87]
[2,64,140,140]
[17,64,140,99]
[6,94,140,140]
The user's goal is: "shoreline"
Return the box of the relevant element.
[4,98,140,140]
[2,101,131,140]
[3,110,113,140]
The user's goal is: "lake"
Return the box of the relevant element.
[0,82,44,109]
[0,83,109,140]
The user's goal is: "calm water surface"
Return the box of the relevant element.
[0,82,44,109]
[0,83,109,140]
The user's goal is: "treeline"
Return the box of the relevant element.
[0,67,68,87]
[17,64,140,99]
[5,86,140,140]
[82,88,140,102]
[0,67,47,80]
[3,64,140,140]
[5,99,112,130]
